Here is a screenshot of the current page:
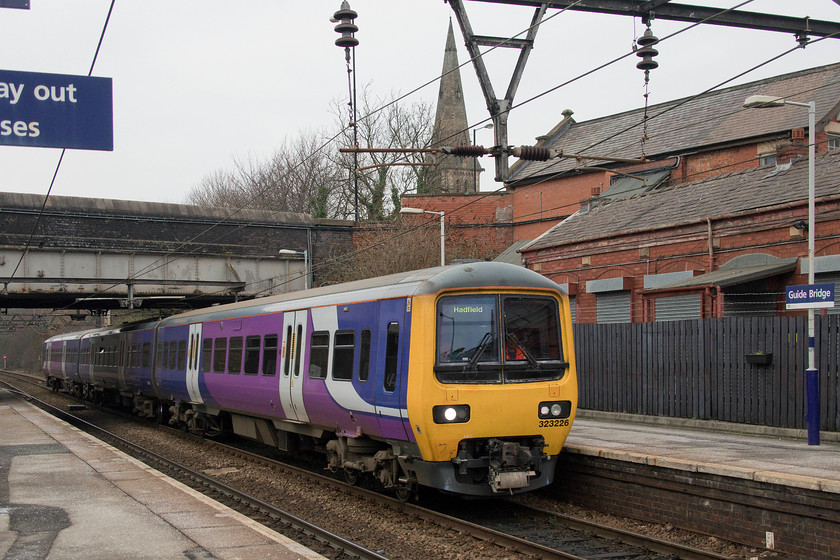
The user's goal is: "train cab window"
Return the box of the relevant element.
[502,296,565,382]
[177,340,187,370]
[228,337,243,374]
[309,331,329,379]
[435,295,501,383]
[213,338,227,373]
[262,334,278,376]
[332,330,355,381]
[201,338,213,373]
[142,343,151,368]
[358,329,371,382]
[383,323,400,392]
[244,335,261,375]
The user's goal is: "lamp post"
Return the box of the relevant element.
[278,249,309,290]
[473,123,494,192]
[744,94,818,445]
[400,207,445,266]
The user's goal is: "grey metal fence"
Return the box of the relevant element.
[573,316,840,431]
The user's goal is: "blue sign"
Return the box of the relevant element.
[0,1,30,9]
[786,283,836,310]
[0,69,113,151]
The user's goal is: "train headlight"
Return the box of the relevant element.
[538,401,571,419]
[433,405,470,424]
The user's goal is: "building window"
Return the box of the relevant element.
[759,153,777,166]
[828,134,840,151]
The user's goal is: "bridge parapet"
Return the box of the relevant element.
[0,192,354,312]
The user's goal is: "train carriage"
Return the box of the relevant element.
[44,262,577,498]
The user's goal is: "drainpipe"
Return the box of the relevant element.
[706,218,715,272]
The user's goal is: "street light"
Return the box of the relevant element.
[744,94,818,445]
[400,207,445,266]
[473,123,494,192]
[278,249,310,290]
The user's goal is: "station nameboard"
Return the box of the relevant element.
[785,283,836,310]
[0,68,113,151]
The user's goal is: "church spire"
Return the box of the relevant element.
[422,20,480,194]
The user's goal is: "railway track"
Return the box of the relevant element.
[1,370,738,560]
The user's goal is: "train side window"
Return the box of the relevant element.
[309,331,329,379]
[262,334,278,376]
[358,329,371,382]
[244,335,261,375]
[177,340,187,370]
[332,330,355,381]
[142,343,151,368]
[213,338,227,373]
[201,338,213,373]
[283,325,292,376]
[168,341,177,370]
[384,322,400,392]
[228,337,243,374]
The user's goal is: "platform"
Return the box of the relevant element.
[567,410,840,494]
[559,411,840,558]
[0,388,324,560]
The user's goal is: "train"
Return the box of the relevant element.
[43,262,577,498]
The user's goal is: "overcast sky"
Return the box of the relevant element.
[0,1,838,204]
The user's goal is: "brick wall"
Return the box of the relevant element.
[553,453,840,560]
[400,193,514,258]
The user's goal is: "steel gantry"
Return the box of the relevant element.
[447,0,840,183]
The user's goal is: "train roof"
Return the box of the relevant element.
[157,262,563,326]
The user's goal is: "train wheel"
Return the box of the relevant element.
[343,468,360,486]
[393,483,416,503]
[154,402,170,425]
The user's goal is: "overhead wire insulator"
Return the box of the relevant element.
[447,145,488,157]
[512,145,552,161]
[333,1,359,48]
[635,26,659,72]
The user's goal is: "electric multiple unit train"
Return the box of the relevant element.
[43,262,577,497]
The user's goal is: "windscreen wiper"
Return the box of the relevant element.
[468,331,494,369]
[506,333,540,369]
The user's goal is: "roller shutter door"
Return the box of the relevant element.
[654,294,702,322]
[816,273,840,315]
[596,292,631,324]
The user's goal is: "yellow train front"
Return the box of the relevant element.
[404,264,577,496]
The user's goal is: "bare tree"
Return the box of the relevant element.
[186,132,343,218]
[330,86,434,221]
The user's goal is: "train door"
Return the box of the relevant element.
[60,342,67,379]
[279,310,309,422]
[117,337,127,390]
[374,298,411,440]
[151,327,163,397]
[186,323,204,404]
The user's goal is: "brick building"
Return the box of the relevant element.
[523,151,840,322]
[513,63,840,323]
[402,63,840,321]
